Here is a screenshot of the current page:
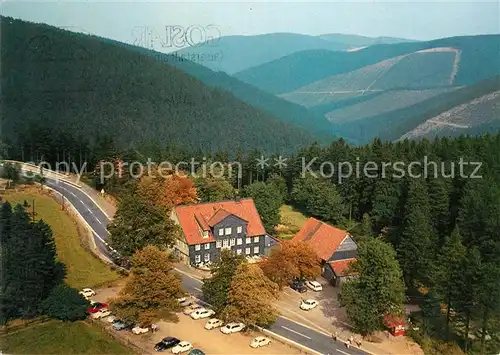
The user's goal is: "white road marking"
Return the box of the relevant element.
[337,349,350,355]
[280,326,312,340]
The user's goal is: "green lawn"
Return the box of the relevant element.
[0,320,135,354]
[3,188,120,289]
[275,204,309,239]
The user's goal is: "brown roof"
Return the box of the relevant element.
[292,217,350,261]
[173,199,265,245]
[329,258,356,277]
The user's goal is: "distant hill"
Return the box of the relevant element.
[235,35,500,95]
[330,76,500,143]
[1,17,321,155]
[174,33,351,74]
[318,33,417,48]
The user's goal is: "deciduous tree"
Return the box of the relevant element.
[109,246,184,326]
[108,192,181,256]
[261,240,321,289]
[221,263,279,327]
[243,181,282,232]
[202,249,246,313]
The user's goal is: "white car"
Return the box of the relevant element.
[190,308,215,320]
[220,322,245,334]
[91,308,111,319]
[132,326,149,334]
[105,315,117,323]
[305,280,323,292]
[300,299,319,311]
[183,304,203,315]
[79,288,96,299]
[171,341,193,354]
[204,318,224,330]
[250,336,271,348]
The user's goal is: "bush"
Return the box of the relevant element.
[41,284,89,321]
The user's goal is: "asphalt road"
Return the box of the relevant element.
[41,175,368,355]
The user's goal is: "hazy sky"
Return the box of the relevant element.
[1,1,499,51]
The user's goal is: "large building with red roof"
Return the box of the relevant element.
[171,198,275,266]
[292,217,358,286]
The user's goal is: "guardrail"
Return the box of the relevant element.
[3,160,83,188]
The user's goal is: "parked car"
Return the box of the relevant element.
[88,302,108,314]
[204,318,224,330]
[188,350,205,355]
[154,337,181,352]
[79,288,96,299]
[290,280,307,293]
[190,308,215,320]
[305,280,323,292]
[91,308,111,319]
[113,320,131,331]
[172,341,193,354]
[220,322,245,334]
[250,336,271,348]
[179,298,194,308]
[300,299,319,311]
[105,315,117,323]
[132,326,149,334]
[183,304,203,315]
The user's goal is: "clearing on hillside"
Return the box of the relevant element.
[275,204,308,239]
[2,187,120,289]
[281,47,460,108]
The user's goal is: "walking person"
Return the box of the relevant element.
[332,332,338,342]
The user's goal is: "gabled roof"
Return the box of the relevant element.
[292,217,352,261]
[329,258,357,277]
[173,198,265,245]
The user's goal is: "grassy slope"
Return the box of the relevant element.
[3,188,119,289]
[0,320,134,354]
[275,204,308,239]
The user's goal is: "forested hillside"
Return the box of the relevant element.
[116,42,337,138]
[1,16,320,161]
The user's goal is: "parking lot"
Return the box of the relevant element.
[92,286,301,354]
[276,278,348,335]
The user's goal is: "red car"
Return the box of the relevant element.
[88,302,108,314]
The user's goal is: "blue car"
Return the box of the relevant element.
[112,320,130,330]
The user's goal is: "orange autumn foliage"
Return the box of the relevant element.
[138,169,199,211]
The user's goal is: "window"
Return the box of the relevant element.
[237,226,242,234]
[195,244,201,251]
[236,249,242,255]
[204,253,210,262]
[195,255,201,263]
[223,239,229,248]
[253,246,260,254]
[246,237,252,244]
[253,236,260,243]
[216,240,222,248]
[218,228,224,236]
[236,238,242,245]
[245,247,251,255]
[230,238,235,246]
[225,227,232,235]
[203,231,208,238]
[204,243,210,250]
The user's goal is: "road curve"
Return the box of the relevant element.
[40,175,369,355]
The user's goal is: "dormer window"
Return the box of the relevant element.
[203,231,208,238]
